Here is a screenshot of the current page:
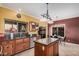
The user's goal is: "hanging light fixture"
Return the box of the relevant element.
[41,3,53,24]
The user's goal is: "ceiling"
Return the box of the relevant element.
[1,3,79,21]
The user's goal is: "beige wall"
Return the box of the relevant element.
[0,7,48,37]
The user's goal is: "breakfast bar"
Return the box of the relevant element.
[34,38,59,56]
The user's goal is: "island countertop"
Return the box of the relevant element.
[34,38,59,45]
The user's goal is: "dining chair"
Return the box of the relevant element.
[58,36,66,45]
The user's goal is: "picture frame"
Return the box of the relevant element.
[29,22,39,32]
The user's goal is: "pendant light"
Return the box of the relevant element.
[41,3,53,24]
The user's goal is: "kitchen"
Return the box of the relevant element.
[0,6,48,56]
[1,3,79,56]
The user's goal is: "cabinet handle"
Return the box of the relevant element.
[7,46,9,48]
[12,46,13,48]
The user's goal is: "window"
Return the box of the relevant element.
[52,27,64,37]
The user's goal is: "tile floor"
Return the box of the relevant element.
[15,42,79,56]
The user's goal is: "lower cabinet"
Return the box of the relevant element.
[0,44,3,55]
[15,39,24,53]
[15,44,24,53]
[34,41,59,56]
[23,43,29,50]
[23,38,30,50]
[3,44,13,56]
[15,38,30,53]
[1,38,30,56]
[2,41,14,56]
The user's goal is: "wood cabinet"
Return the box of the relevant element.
[46,42,59,56]
[35,43,45,56]
[4,44,13,55]
[34,38,59,56]
[15,39,24,53]
[53,42,59,56]
[35,42,59,56]
[23,38,30,50]
[0,38,30,56]
[15,38,30,53]
[47,44,54,56]
[15,38,30,54]
[15,39,23,45]
[15,43,24,53]
[2,41,14,56]
[0,44,3,55]
[9,40,15,55]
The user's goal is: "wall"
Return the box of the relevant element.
[0,7,47,37]
[49,17,79,44]
[3,3,79,21]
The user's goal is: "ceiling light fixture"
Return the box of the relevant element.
[16,8,21,18]
[41,3,53,24]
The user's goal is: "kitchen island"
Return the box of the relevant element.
[34,38,59,56]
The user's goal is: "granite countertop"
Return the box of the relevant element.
[0,37,30,42]
[34,38,59,45]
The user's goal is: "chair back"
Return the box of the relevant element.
[63,36,66,42]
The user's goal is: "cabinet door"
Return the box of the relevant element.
[23,38,29,43]
[15,44,24,53]
[16,39,23,45]
[9,40,15,55]
[2,41,14,56]
[46,45,54,56]
[3,44,13,56]
[23,38,30,50]
[3,44,9,56]
[23,43,29,50]
[35,43,46,56]
[7,44,13,55]
[15,39,24,53]
[53,42,59,56]
[0,44,3,55]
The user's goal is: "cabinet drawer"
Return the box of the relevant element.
[16,39,23,44]
[9,40,15,44]
[2,41,9,45]
[23,38,29,43]
[3,44,13,56]
[15,44,24,53]
[23,43,30,49]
